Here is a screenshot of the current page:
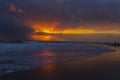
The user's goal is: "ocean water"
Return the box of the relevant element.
[0,42,115,76]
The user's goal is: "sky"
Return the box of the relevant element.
[0,0,120,41]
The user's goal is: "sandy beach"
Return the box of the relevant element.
[0,42,120,80]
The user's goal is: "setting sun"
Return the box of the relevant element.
[32,24,96,34]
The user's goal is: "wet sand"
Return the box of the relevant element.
[1,47,120,80]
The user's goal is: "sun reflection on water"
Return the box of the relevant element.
[32,49,57,78]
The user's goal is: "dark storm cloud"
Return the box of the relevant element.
[1,0,120,31]
[0,1,33,40]
[0,15,33,40]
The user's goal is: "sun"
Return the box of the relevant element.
[42,29,52,33]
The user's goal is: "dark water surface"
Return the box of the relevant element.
[1,43,120,80]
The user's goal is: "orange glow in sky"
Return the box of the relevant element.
[32,24,120,34]
[32,35,53,41]
[62,29,95,34]
[29,22,120,41]
[33,24,96,34]
[31,35,64,41]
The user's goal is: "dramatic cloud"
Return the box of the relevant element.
[7,3,24,14]
[0,15,33,40]
[1,0,120,33]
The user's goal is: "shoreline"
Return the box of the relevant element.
[0,43,119,80]
[1,49,120,80]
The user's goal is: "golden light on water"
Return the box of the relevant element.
[32,49,56,77]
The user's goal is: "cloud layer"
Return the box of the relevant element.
[1,0,120,33]
[7,3,24,14]
[0,15,33,40]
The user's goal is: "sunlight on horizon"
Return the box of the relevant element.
[32,24,120,34]
[31,35,65,41]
